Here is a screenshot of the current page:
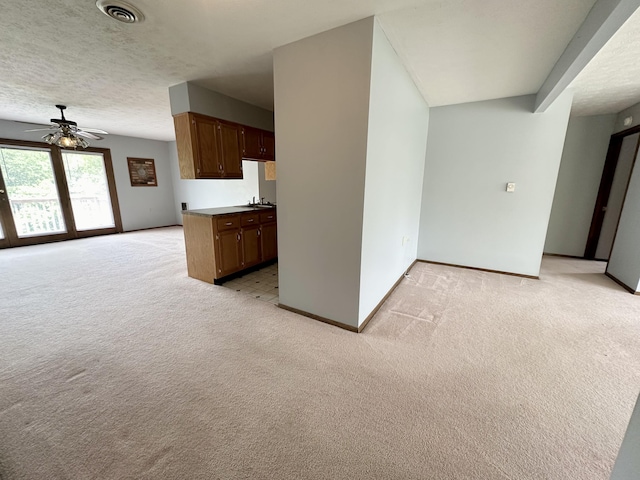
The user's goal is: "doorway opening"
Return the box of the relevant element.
[584,127,640,260]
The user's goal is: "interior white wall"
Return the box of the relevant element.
[611,394,640,480]
[613,100,640,133]
[169,142,260,225]
[0,119,176,232]
[595,133,639,259]
[358,20,429,325]
[418,93,573,277]
[274,17,374,327]
[257,163,277,204]
[544,114,616,256]
[169,82,274,131]
[607,147,640,292]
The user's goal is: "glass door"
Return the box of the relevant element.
[0,142,122,249]
[0,145,68,246]
[0,200,9,248]
[61,151,116,233]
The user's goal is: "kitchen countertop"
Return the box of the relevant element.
[182,205,276,217]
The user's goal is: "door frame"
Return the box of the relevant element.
[0,138,123,248]
[584,125,640,259]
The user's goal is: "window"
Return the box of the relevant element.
[0,140,122,248]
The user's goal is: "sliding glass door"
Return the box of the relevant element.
[0,146,67,241]
[62,151,116,231]
[0,140,122,248]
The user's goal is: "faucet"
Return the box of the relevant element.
[252,196,256,205]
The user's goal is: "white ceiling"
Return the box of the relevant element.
[0,0,636,142]
[570,6,640,116]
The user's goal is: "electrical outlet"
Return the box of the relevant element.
[402,236,410,246]
[506,183,516,193]
[181,202,188,211]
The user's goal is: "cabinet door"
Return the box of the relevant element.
[242,127,263,160]
[261,222,277,261]
[216,229,243,277]
[218,121,243,179]
[193,115,222,178]
[242,225,262,268]
[261,131,275,161]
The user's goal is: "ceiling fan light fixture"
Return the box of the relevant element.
[96,0,145,24]
[43,132,89,150]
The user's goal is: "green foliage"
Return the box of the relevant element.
[0,148,106,198]
[0,148,52,192]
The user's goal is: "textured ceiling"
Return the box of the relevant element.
[0,0,631,142]
[378,0,597,107]
[570,6,640,116]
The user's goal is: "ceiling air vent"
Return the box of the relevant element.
[96,0,145,24]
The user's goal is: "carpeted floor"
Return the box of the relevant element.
[1,227,639,479]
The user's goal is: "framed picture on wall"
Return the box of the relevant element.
[127,158,157,187]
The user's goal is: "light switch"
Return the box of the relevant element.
[506,182,516,193]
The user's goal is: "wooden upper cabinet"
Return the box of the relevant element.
[173,112,243,179]
[218,121,243,178]
[194,115,221,178]
[262,131,275,161]
[241,126,276,161]
[242,126,264,160]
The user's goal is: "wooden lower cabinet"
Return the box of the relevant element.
[215,228,243,277]
[261,222,277,261]
[183,209,277,283]
[242,224,262,268]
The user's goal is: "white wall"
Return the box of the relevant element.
[607,147,640,292]
[358,20,429,325]
[274,17,374,327]
[418,93,573,277]
[544,114,615,256]
[0,119,176,232]
[257,163,277,204]
[611,394,640,479]
[169,142,260,224]
[595,133,639,259]
[169,82,274,131]
[614,101,640,133]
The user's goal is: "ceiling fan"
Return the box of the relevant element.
[24,105,108,149]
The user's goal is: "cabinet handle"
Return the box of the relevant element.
[257,230,261,236]
[247,219,254,222]
[219,164,223,171]
[225,222,233,226]
[267,215,273,219]
[237,233,241,241]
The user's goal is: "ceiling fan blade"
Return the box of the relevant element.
[14,120,52,126]
[75,130,103,140]
[77,127,108,135]
[24,127,56,132]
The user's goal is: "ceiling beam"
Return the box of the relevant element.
[535,0,640,113]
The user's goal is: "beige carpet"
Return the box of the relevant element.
[1,227,639,479]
